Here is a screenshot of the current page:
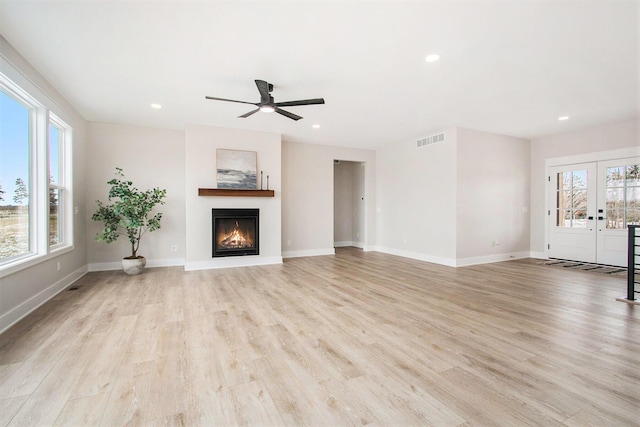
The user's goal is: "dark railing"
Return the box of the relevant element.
[627,225,639,302]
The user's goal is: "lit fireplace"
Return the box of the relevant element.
[212,208,259,257]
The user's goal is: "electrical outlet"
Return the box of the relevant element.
[170,245,178,252]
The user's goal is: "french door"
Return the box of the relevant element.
[548,157,640,267]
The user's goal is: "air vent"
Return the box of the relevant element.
[417,132,445,148]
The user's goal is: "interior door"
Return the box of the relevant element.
[548,163,597,263]
[596,157,640,266]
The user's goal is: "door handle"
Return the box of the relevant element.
[598,216,605,220]
[587,216,594,220]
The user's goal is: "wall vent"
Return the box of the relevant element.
[417,132,445,148]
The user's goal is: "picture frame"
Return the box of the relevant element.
[216,149,257,189]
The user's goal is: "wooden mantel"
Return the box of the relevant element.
[198,188,275,197]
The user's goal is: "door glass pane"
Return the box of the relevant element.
[561,171,572,190]
[606,188,623,208]
[628,209,640,226]
[0,90,31,260]
[627,188,640,208]
[573,210,587,228]
[606,209,624,229]
[606,166,624,187]
[606,163,640,228]
[557,190,570,210]
[556,169,589,228]
[572,170,587,189]
[626,165,640,187]
[573,190,587,210]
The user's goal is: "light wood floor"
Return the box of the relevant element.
[1,248,639,426]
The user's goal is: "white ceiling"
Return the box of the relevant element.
[0,1,637,149]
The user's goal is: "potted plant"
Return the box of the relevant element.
[92,167,167,275]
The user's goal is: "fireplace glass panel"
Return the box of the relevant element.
[212,209,259,257]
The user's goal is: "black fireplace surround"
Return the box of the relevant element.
[212,208,259,257]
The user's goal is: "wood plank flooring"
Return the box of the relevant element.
[1,247,639,426]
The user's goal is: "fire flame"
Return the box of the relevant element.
[219,220,253,249]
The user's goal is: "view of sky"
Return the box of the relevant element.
[0,90,29,205]
[0,89,60,206]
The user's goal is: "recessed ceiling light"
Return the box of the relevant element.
[425,54,440,63]
[312,124,320,129]
[150,103,162,109]
[558,116,569,121]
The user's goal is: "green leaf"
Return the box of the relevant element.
[91,167,167,258]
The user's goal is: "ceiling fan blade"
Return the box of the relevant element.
[275,98,325,107]
[255,80,271,103]
[238,108,260,118]
[275,107,302,121]
[205,96,256,106]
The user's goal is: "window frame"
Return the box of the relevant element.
[48,114,72,252]
[0,72,74,278]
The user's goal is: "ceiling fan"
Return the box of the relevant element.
[205,79,324,121]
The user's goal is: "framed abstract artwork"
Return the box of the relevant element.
[216,149,257,189]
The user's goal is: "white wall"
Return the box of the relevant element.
[185,124,282,269]
[530,119,639,256]
[282,141,376,257]
[85,122,186,270]
[376,128,458,265]
[456,128,530,265]
[376,127,531,266]
[0,36,88,333]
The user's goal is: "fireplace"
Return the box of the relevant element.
[212,208,259,257]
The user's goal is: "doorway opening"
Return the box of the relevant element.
[334,160,365,249]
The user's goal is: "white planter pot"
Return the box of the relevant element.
[121,256,146,275]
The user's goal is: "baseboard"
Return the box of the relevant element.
[88,257,185,272]
[455,251,531,267]
[147,258,185,268]
[529,251,547,260]
[0,265,88,335]
[334,241,365,249]
[282,248,335,259]
[184,256,283,271]
[372,246,457,267]
[371,247,532,268]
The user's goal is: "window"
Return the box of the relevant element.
[49,118,68,247]
[0,72,72,273]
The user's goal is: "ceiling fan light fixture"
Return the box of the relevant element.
[260,105,275,113]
